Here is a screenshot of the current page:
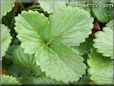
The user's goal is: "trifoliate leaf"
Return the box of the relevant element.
[74,36,93,55]
[93,27,113,59]
[0,24,12,60]
[49,7,93,46]
[0,75,20,85]
[88,49,114,84]
[13,46,42,76]
[92,7,112,23]
[1,0,15,18]
[15,7,93,54]
[38,0,68,13]
[14,8,93,83]
[106,19,114,29]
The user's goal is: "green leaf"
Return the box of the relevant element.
[67,0,112,23]
[0,75,20,85]
[0,24,12,60]
[13,46,42,76]
[15,10,49,55]
[36,41,86,83]
[74,36,93,55]
[38,0,68,13]
[93,27,113,59]
[14,7,93,83]
[13,46,63,84]
[1,0,15,18]
[49,7,93,46]
[88,49,114,84]
[92,7,112,23]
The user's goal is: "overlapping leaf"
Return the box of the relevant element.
[14,7,92,83]
[91,0,112,23]
[68,0,112,23]
[94,27,113,59]
[1,0,14,18]
[88,49,113,84]
[13,46,42,76]
[13,46,62,84]
[38,0,68,13]
[0,24,12,60]
[92,7,112,23]
[0,75,20,85]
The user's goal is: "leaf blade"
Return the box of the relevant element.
[88,49,114,84]
[94,27,113,59]
[49,7,93,46]
[0,24,12,60]
[1,0,14,18]
[36,42,86,83]
[13,46,42,76]
[15,10,49,54]
[38,0,68,13]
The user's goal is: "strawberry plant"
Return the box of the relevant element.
[0,0,114,85]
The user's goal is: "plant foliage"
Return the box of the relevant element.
[1,0,113,85]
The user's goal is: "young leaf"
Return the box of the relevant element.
[13,46,42,76]
[1,0,15,18]
[93,27,113,59]
[88,49,114,84]
[0,75,20,85]
[38,0,68,13]
[0,24,12,60]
